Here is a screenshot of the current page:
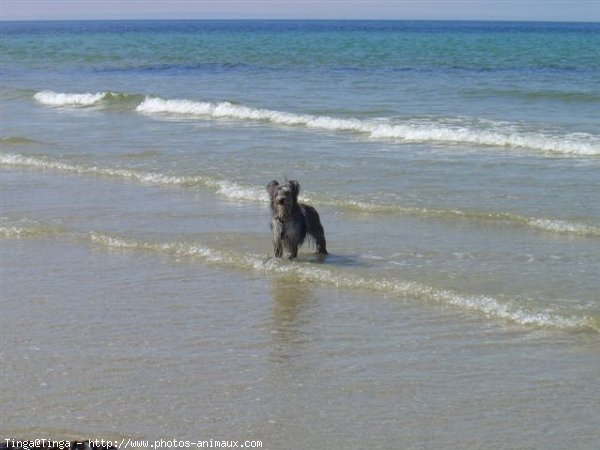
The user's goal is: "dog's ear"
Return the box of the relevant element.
[266,180,279,198]
[288,180,301,198]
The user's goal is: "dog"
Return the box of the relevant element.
[267,180,328,259]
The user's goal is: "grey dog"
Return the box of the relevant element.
[267,180,328,258]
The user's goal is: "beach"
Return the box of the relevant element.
[1,20,599,448]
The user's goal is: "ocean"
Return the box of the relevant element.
[1,20,599,448]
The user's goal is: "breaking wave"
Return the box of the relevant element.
[525,218,600,236]
[68,232,600,332]
[1,151,219,187]
[0,219,66,238]
[3,152,599,238]
[135,96,600,156]
[30,90,600,156]
[3,222,597,332]
[33,90,143,109]
[34,90,109,106]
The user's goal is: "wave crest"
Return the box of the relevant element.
[83,231,600,333]
[136,96,600,156]
[28,91,600,156]
[0,220,65,238]
[4,152,599,237]
[0,152,217,187]
[2,220,597,333]
[33,90,143,109]
[526,218,600,236]
[34,90,108,106]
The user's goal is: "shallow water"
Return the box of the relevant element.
[1,20,600,448]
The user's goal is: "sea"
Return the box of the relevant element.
[1,20,599,448]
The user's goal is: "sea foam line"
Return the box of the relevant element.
[30,90,600,156]
[0,152,219,188]
[33,90,142,108]
[0,151,268,200]
[34,90,109,106]
[0,218,67,238]
[525,218,600,237]
[79,231,600,333]
[135,96,600,156]
[2,221,597,332]
[0,151,267,205]
[0,224,61,238]
[3,152,599,237]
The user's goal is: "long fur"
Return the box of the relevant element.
[267,180,328,259]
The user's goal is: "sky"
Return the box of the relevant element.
[0,0,599,22]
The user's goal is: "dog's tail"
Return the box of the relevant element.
[301,204,328,255]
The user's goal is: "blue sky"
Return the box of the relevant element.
[1,1,599,22]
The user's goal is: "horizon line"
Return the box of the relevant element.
[2,18,599,23]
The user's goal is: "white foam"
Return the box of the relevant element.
[527,218,600,236]
[367,123,600,156]
[1,152,271,205]
[136,96,600,156]
[213,180,269,203]
[33,90,109,106]
[0,152,214,187]
[0,222,64,238]
[0,225,35,237]
[86,231,599,332]
[4,221,598,332]
[28,90,600,155]
[5,152,600,237]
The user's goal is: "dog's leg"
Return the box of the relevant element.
[273,240,283,258]
[313,216,328,254]
[301,204,328,255]
[289,243,299,259]
[271,219,284,258]
[314,228,328,255]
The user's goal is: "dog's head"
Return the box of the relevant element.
[267,180,300,219]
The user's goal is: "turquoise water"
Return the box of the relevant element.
[1,20,600,447]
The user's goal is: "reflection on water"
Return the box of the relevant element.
[269,276,318,363]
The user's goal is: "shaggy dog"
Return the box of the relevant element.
[267,180,328,259]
